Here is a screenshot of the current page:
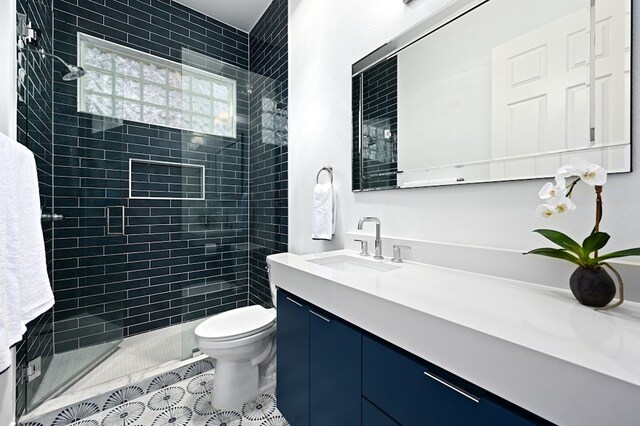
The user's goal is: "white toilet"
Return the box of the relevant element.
[194,279,278,409]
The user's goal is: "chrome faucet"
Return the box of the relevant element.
[357,217,383,259]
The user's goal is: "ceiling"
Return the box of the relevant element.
[174,0,273,33]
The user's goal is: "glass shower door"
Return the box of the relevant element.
[32,113,128,403]
[20,10,127,407]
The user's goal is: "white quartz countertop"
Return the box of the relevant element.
[267,249,640,426]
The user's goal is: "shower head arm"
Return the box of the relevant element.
[37,48,72,69]
[20,43,85,81]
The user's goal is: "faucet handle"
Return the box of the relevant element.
[354,239,370,256]
[391,244,411,263]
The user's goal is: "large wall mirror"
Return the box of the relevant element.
[352,0,631,191]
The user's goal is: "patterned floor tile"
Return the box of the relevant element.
[51,402,100,425]
[101,401,146,425]
[60,371,287,426]
[242,394,277,421]
[22,355,287,426]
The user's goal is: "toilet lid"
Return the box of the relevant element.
[195,305,276,341]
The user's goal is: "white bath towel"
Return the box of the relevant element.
[312,183,337,241]
[0,133,54,372]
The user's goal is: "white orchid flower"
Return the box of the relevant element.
[536,196,576,218]
[536,203,555,218]
[538,176,566,200]
[556,164,575,177]
[548,196,576,214]
[557,158,607,186]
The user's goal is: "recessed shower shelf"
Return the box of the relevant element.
[128,158,206,201]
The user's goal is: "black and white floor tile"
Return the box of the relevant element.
[21,359,288,426]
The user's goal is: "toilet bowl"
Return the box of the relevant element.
[194,275,279,409]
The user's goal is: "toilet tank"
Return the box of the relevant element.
[267,263,277,308]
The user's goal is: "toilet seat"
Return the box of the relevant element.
[195,305,276,342]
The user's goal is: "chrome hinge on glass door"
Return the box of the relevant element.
[41,212,64,222]
[20,357,41,383]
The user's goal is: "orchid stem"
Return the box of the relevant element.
[593,185,603,257]
[595,262,624,311]
[565,178,581,198]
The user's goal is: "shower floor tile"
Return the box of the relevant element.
[27,319,208,418]
[29,341,120,409]
[66,326,180,393]
[67,319,206,393]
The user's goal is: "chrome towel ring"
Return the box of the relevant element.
[316,166,333,184]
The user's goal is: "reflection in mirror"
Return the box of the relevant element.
[352,0,631,191]
[352,58,399,190]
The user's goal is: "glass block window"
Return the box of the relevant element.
[78,33,237,138]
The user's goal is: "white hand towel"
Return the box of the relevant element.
[0,133,54,372]
[312,183,336,241]
[332,188,337,236]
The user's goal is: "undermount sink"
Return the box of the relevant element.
[308,254,400,275]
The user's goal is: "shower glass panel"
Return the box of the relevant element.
[178,49,252,359]
[24,30,128,407]
[16,0,56,414]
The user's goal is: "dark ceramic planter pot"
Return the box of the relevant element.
[569,266,616,308]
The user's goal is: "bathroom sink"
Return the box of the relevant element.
[308,255,400,275]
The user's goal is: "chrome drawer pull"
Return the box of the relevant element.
[424,371,480,403]
[309,310,331,322]
[285,297,303,307]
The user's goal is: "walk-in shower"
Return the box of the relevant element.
[15,0,288,420]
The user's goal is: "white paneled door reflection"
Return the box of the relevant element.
[491,0,630,179]
[491,6,590,179]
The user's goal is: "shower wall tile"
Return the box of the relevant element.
[15,0,55,417]
[248,0,289,306]
[51,0,251,353]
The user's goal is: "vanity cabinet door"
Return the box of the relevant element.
[363,336,537,426]
[309,308,362,426]
[362,398,400,426]
[276,291,310,426]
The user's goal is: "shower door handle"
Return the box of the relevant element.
[106,206,126,235]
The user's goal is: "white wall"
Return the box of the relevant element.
[289,0,640,262]
[0,0,18,422]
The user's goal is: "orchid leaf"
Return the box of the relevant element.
[582,232,610,256]
[525,248,583,266]
[585,258,600,268]
[593,248,640,263]
[533,229,583,256]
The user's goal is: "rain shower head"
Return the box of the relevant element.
[62,65,86,81]
[37,48,86,81]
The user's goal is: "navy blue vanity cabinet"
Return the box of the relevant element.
[309,308,362,425]
[362,336,539,426]
[277,291,310,426]
[362,398,400,425]
[277,290,362,425]
[277,290,546,425]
